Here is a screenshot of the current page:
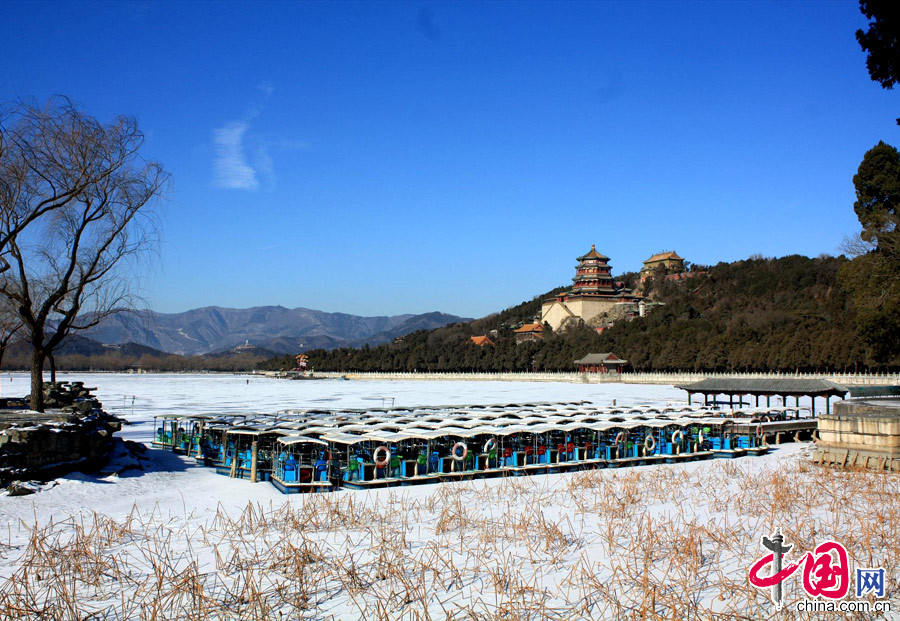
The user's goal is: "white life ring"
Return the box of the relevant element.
[644,435,656,452]
[614,431,627,444]
[755,424,764,439]
[373,445,390,468]
[483,438,496,453]
[697,429,704,445]
[451,442,468,461]
[672,430,684,444]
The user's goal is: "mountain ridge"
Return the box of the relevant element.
[83,305,470,356]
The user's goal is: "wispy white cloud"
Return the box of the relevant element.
[212,84,306,191]
[212,121,258,190]
[254,143,274,183]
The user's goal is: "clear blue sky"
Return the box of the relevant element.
[2,0,897,318]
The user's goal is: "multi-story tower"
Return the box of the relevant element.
[571,245,618,296]
[540,245,641,331]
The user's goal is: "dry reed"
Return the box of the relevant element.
[0,445,897,620]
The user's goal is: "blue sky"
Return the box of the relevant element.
[2,1,897,318]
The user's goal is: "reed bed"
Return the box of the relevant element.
[0,446,897,620]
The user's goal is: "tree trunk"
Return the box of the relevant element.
[30,348,45,412]
[49,353,56,383]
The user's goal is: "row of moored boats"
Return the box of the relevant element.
[152,400,814,493]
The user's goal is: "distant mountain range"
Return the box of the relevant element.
[81,306,470,356]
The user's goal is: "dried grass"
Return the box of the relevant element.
[0,447,897,620]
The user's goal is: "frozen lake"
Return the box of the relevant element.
[3,372,686,444]
[2,373,896,619]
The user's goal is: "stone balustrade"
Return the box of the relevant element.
[297,370,900,386]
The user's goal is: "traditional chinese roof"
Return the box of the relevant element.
[644,251,684,264]
[577,244,610,261]
[470,335,494,346]
[574,353,627,365]
[513,323,544,334]
[676,378,849,397]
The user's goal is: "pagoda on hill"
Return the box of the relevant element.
[571,245,618,296]
[541,245,642,331]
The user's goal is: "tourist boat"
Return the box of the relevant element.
[186,413,257,465]
[269,435,333,493]
[698,418,768,458]
[152,413,215,455]
[215,426,289,481]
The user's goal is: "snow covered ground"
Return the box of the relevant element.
[0,373,896,619]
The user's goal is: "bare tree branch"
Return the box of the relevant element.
[0,96,169,410]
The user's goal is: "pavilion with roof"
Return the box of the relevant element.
[574,353,628,374]
[676,378,849,416]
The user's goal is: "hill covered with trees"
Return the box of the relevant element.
[272,254,890,374]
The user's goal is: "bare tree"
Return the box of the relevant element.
[0,295,23,374]
[0,97,167,411]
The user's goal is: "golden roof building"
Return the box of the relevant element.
[640,251,685,281]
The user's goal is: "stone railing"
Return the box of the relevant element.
[308,370,900,385]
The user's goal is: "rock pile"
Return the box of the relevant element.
[0,382,124,487]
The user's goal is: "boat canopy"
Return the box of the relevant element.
[277,435,329,447]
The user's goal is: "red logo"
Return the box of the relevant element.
[748,530,850,608]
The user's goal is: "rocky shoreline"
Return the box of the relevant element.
[0,382,125,488]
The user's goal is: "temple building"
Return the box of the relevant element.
[470,335,495,347]
[540,245,642,332]
[640,251,685,282]
[513,323,544,344]
[574,352,628,374]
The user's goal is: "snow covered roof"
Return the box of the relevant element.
[278,435,328,446]
[677,378,848,397]
[177,398,807,450]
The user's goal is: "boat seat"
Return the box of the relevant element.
[283,459,298,482]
